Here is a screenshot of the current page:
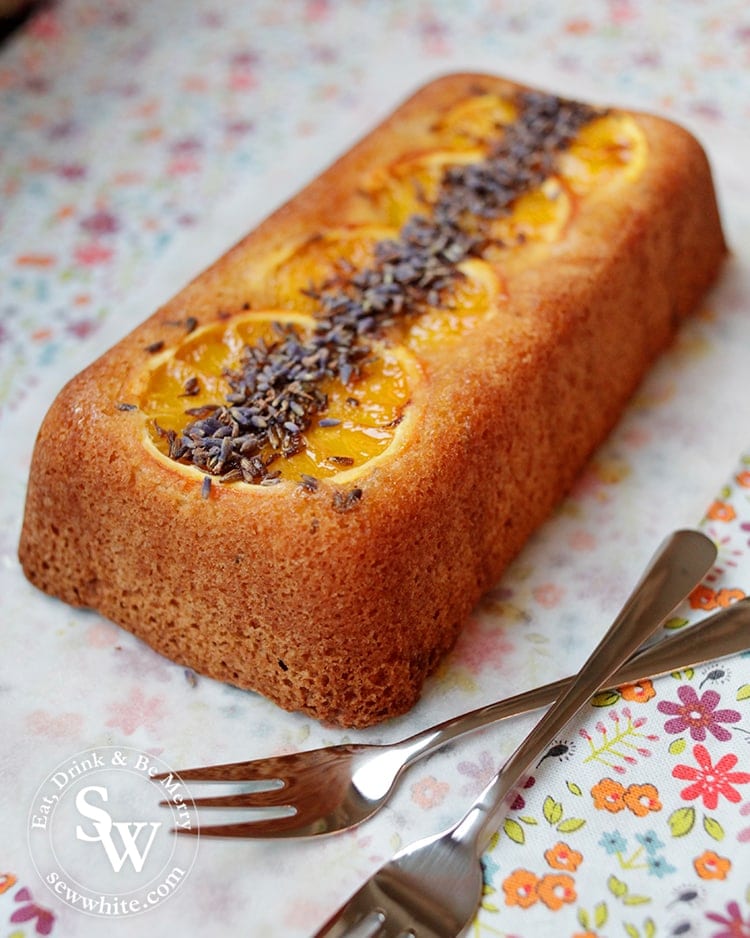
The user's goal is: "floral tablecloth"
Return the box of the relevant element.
[2,2,750,936]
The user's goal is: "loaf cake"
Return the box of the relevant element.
[19,73,726,727]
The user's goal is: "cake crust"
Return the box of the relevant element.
[18,73,726,727]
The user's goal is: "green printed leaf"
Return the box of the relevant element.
[594,902,608,928]
[577,908,590,929]
[624,924,639,938]
[664,616,689,631]
[557,817,586,833]
[703,815,725,842]
[608,875,628,899]
[623,894,652,906]
[644,917,657,938]
[503,818,525,844]
[543,796,563,825]
[518,815,538,825]
[737,684,750,701]
[526,633,549,644]
[669,806,696,837]
[668,738,687,756]
[591,689,621,707]
[670,669,695,680]
[566,781,583,797]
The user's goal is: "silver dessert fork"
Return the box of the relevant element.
[158,529,740,839]
[311,528,723,937]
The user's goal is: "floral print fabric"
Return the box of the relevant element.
[3,1,750,936]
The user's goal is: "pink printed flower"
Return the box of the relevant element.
[80,209,120,236]
[451,616,515,673]
[105,687,167,735]
[673,744,750,810]
[658,685,740,742]
[457,750,498,797]
[74,243,113,266]
[11,887,55,935]
[705,900,750,938]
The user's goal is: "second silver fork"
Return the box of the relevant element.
[312,528,720,937]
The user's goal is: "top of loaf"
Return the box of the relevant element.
[133,76,646,496]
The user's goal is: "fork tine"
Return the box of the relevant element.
[153,758,284,783]
[313,886,387,937]
[174,812,320,839]
[162,786,289,810]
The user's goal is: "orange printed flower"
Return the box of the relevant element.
[736,470,750,489]
[690,584,719,612]
[591,778,626,813]
[623,782,662,816]
[544,841,583,872]
[0,872,17,894]
[537,873,577,911]
[694,585,748,610]
[706,500,736,522]
[502,868,539,908]
[694,849,731,880]
[717,587,746,607]
[410,775,449,810]
[620,679,656,703]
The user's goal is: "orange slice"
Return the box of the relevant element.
[404,258,505,354]
[431,93,518,146]
[559,113,647,194]
[361,149,483,227]
[488,175,574,248]
[246,225,398,313]
[138,312,419,484]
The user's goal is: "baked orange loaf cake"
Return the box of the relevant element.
[19,73,725,727]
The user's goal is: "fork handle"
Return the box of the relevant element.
[396,528,717,771]
[447,529,717,853]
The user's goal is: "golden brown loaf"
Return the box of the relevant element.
[19,73,726,727]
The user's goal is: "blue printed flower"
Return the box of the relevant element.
[599,830,627,855]
[647,855,676,878]
[636,830,665,856]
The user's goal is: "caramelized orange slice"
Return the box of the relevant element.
[404,258,505,354]
[488,176,574,248]
[361,149,483,227]
[247,225,398,313]
[431,93,517,146]
[559,113,647,193]
[138,312,419,484]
